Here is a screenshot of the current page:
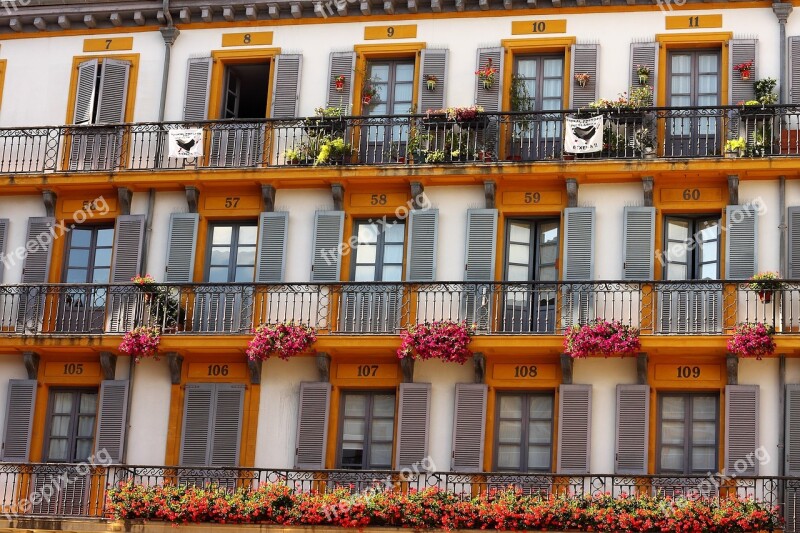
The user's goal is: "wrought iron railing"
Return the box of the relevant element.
[0,105,797,173]
[0,463,793,524]
[0,280,796,336]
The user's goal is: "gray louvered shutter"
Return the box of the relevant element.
[327,52,356,110]
[557,384,591,474]
[311,211,344,282]
[179,383,214,466]
[111,215,145,283]
[295,381,331,469]
[256,212,289,283]
[406,209,438,282]
[730,39,757,104]
[725,205,757,279]
[475,47,504,112]
[1,379,37,462]
[622,207,655,280]
[790,37,800,105]
[395,383,431,469]
[790,207,800,278]
[630,42,658,93]
[271,54,302,119]
[570,44,598,108]
[96,59,130,124]
[725,384,759,476]
[464,208,498,281]
[165,213,199,283]
[21,217,55,283]
[184,57,213,121]
[563,207,595,281]
[419,48,448,112]
[615,384,649,475]
[0,219,8,284]
[95,380,130,463]
[209,383,245,466]
[73,59,99,124]
[451,383,487,472]
[787,385,800,475]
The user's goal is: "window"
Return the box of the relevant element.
[494,392,554,472]
[658,393,718,474]
[666,50,721,156]
[221,63,270,119]
[510,55,564,160]
[351,220,406,282]
[338,391,396,469]
[206,222,258,283]
[663,216,719,280]
[44,389,98,462]
[362,60,415,161]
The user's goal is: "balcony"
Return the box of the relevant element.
[0,105,797,174]
[0,280,796,336]
[0,463,790,520]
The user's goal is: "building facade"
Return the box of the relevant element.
[0,0,796,526]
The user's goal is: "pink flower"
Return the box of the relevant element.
[247,322,317,361]
[397,321,475,364]
[727,322,775,359]
[119,326,160,363]
[564,318,640,358]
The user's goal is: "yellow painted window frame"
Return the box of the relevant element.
[352,43,424,115]
[500,37,576,113]
[208,47,282,120]
[65,54,140,125]
[655,32,733,107]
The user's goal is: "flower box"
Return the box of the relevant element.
[304,117,346,136]
[398,321,474,364]
[247,322,317,361]
[564,318,641,358]
[421,113,453,130]
[457,113,490,130]
[727,322,776,359]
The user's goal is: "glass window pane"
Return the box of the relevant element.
[528,421,552,444]
[698,75,718,94]
[527,445,551,470]
[53,392,74,413]
[235,266,254,282]
[507,264,529,282]
[68,249,90,268]
[373,394,395,417]
[96,228,114,248]
[212,226,233,245]
[538,266,557,282]
[208,267,228,283]
[369,64,390,82]
[48,439,68,461]
[671,55,691,74]
[66,269,88,283]
[661,421,685,446]
[395,63,414,82]
[692,421,716,445]
[667,263,688,281]
[539,243,558,265]
[77,415,95,437]
[516,59,537,78]
[371,419,394,441]
[662,396,685,418]
[542,79,562,98]
[71,229,92,248]
[382,265,402,282]
[92,268,110,284]
[342,419,366,441]
[661,446,684,471]
[75,439,92,461]
[79,393,97,414]
[356,244,377,264]
[499,396,522,418]
[671,76,691,95]
[498,420,522,442]
[370,443,392,467]
[210,247,231,266]
[93,248,112,268]
[693,396,717,419]
[383,245,404,264]
[699,241,718,263]
[509,244,530,264]
[496,444,521,469]
[529,396,553,418]
[239,226,258,245]
[384,222,405,243]
[668,220,689,240]
[700,263,718,279]
[358,224,379,243]
[394,84,413,102]
[354,265,376,281]
[50,415,71,437]
[344,395,367,416]
[698,54,718,73]
[692,447,716,471]
[543,58,563,77]
[237,247,256,266]
[509,222,531,243]
[340,446,363,467]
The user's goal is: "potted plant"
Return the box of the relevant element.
[734,59,754,80]
[453,105,488,129]
[636,64,650,85]
[283,147,303,165]
[755,77,778,105]
[422,108,452,129]
[574,73,590,88]
[361,81,379,106]
[423,148,446,163]
[724,137,746,158]
[563,318,641,358]
[749,271,781,303]
[119,326,161,363]
[247,322,317,361]
[425,74,437,91]
[333,74,346,92]
[397,321,475,364]
[131,274,184,331]
[727,322,775,359]
[633,126,655,158]
[305,106,346,136]
[475,59,497,90]
[406,126,432,163]
[313,135,352,165]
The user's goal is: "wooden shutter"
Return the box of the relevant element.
[406,209,438,282]
[73,59,99,124]
[464,208,498,281]
[111,215,145,283]
[630,42,659,92]
[790,37,800,105]
[557,384,591,474]
[725,205,757,279]
[295,381,331,469]
[311,211,344,282]
[165,213,199,283]
[475,47,504,112]
[0,218,8,284]
[725,384,759,476]
[95,380,130,463]
[256,212,289,283]
[209,383,245,466]
[96,59,130,124]
[184,57,213,121]
[790,207,800,278]
[271,54,302,119]
[21,217,55,283]
[451,383,487,472]
[615,384,649,475]
[730,39,757,104]
[179,383,214,466]
[327,52,356,110]
[418,48,448,112]
[395,383,431,469]
[622,207,655,280]
[570,44,598,108]
[563,207,595,281]
[1,379,37,462]
[786,384,800,476]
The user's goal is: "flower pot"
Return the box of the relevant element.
[457,114,489,130]
[335,80,344,92]
[759,290,773,304]
[362,95,372,105]
[638,74,649,85]
[304,117,345,136]
[422,114,453,130]
[426,80,436,91]
[740,69,751,80]
[577,79,588,88]
[725,150,741,159]
[482,79,493,90]
[642,147,656,159]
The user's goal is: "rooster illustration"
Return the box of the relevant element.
[571,125,597,143]
[175,137,197,151]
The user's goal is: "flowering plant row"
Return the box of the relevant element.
[119,326,160,363]
[247,322,317,361]
[564,319,641,358]
[106,481,781,532]
[398,321,475,364]
[727,322,776,359]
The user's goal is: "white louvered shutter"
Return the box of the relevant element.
[725,385,759,476]
[184,57,213,121]
[418,49,448,112]
[570,44,598,109]
[1,379,37,462]
[327,52,356,110]
[730,39,757,104]
[563,207,595,281]
[95,380,130,463]
[451,383,487,472]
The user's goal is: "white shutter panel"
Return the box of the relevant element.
[418,48,448,112]
[464,208,498,281]
[0,219,8,284]
[95,380,130,463]
[630,42,659,93]
[725,385,759,476]
[209,383,245,466]
[327,52,356,110]
[179,383,214,466]
[311,211,344,282]
[570,44,598,108]
[295,382,331,469]
[790,37,800,105]
[451,383,487,472]
[96,59,130,124]
[789,207,800,278]
[730,39,757,104]
[73,59,99,124]
[1,379,37,462]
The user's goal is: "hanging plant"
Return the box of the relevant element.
[564,319,640,358]
[574,73,590,88]
[247,322,317,361]
[727,322,775,360]
[119,326,161,363]
[333,74,346,92]
[361,79,379,106]
[734,60,754,80]
[475,59,497,90]
[636,64,651,85]
[749,271,781,303]
[397,321,475,364]
[425,74,438,91]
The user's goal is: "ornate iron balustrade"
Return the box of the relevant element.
[0,280,796,336]
[0,105,798,173]
[0,463,793,524]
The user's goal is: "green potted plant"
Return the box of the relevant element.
[425,74,437,91]
[725,137,746,158]
[283,147,303,165]
[406,126,432,163]
[755,77,778,105]
[749,272,781,303]
[636,64,651,85]
[633,126,655,158]
[305,106,346,136]
[423,149,445,163]
[313,135,352,166]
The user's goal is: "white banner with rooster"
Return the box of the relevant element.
[168,128,204,158]
[564,115,603,154]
